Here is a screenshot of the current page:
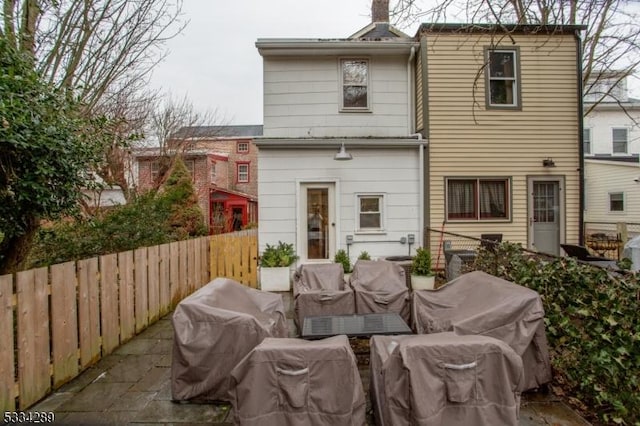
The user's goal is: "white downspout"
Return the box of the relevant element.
[407,45,424,249]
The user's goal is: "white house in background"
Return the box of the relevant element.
[255,7,423,264]
[583,73,640,234]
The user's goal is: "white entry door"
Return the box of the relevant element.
[299,183,336,262]
[528,178,563,255]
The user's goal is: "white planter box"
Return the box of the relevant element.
[259,267,291,291]
[343,272,352,284]
[411,274,435,290]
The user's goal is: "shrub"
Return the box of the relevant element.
[358,251,371,261]
[475,243,640,425]
[412,247,433,276]
[260,241,298,267]
[334,249,352,273]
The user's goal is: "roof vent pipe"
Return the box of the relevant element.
[372,0,389,23]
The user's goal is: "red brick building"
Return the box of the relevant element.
[136,125,261,234]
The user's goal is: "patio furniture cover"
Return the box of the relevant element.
[350,260,410,323]
[293,263,355,329]
[230,335,366,426]
[370,333,524,426]
[171,277,288,402]
[412,270,551,390]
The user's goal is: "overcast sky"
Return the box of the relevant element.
[150,0,421,126]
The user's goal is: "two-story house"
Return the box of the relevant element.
[136,125,261,234]
[583,73,640,236]
[255,2,583,265]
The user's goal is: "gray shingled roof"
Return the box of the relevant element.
[171,125,263,139]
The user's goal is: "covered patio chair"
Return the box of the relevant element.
[412,270,551,390]
[370,333,524,426]
[350,259,410,323]
[171,277,288,402]
[230,335,366,426]
[293,263,355,330]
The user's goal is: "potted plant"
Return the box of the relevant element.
[411,247,435,290]
[334,249,352,282]
[259,241,298,291]
[358,251,371,261]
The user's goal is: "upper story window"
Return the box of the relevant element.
[609,192,624,212]
[150,160,160,182]
[357,194,384,232]
[612,128,628,154]
[486,49,520,109]
[237,162,250,183]
[583,128,592,155]
[341,59,369,110]
[184,159,195,180]
[210,161,216,182]
[237,141,249,153]
[446,178,510,221]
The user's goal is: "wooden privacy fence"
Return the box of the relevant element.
[0,235,211,412]
[209,229,259,287]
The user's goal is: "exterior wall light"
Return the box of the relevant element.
[334,143,353,161]
[542,158,555,167]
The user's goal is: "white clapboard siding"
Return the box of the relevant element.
[584,159,640,224]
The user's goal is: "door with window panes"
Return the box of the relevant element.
[529,179,561,255]
[300,183,335,262]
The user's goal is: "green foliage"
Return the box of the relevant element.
[475,243,640,425]
[412,247,433,276]
[28,159,208,267]
[358,251,371,261]
[0,38,102,270]
[334,249,352,273]
[260,241,298,267]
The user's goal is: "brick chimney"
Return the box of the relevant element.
[372,0,389,23]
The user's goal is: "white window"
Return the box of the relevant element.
[446,178,510,221]
[150,160,160,181]
[612,128,628,154]
[210,161,216,182]
[184,159,195,180]
[237,142,249,153]
[583,128,591,155]
[237,163,249,183]
[341,59,369,110]
[357,194,383,231]
[609,192,624,212]
[486,49,519,108]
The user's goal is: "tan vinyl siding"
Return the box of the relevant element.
[424,33,581,252]
[415,47,424,132]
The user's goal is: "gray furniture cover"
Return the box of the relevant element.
[370,333,524,426]
[230,335,366,426]
[171,277,288,402]
[412,270,552,390]
[350,260,410,323]
[293,263,354,329]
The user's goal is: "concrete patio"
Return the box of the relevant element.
[31,291,591,425]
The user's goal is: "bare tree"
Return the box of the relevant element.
[390,0,640,112]
[1,0,186,111]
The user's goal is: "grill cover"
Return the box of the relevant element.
[293,263,355,329]
[412,270,551,390]
[171,278,288,402]
[350,260,410,323]
[230,335,366,426]
[370,333,524,426]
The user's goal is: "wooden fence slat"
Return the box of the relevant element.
[99,254,119,355]
[158,244,170,315]
[147,245,160,323]
[134,248,148,333]
[0,274,16,411]
[51,262,79,388]
[200,237,210,287]
[179,241,188,300]
[210,237,219,281]
[117,252,135,343]
[248,231,259,287]
[78,258,100,368]
[169,242,180,307]
[17,267,50,407]
[192,239,202,291]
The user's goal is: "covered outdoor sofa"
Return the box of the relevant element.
[230,335,366,426]
[411,270,552,390]
[171,277,288,402]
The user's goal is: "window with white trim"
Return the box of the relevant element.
[609,192,624,212]
[446,178,510,221]
[237,163,249,183]
[612,128,628,154]
[210,161,216,182]
[150,160,159,181]
[341,59,369,110]
[237,142,249,153]
[184,159,195,180]
[486,49,519,108]
[357,194,383,231]
[583,128,591,155]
